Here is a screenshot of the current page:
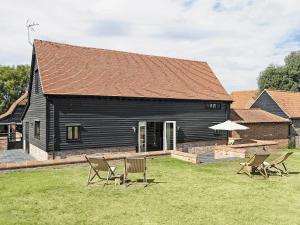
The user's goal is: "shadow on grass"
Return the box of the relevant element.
[287,172,300,175]
[125,179,167,187]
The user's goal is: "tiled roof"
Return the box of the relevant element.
[0,92,28,120]
[230,108,289,123]
[230,90,258,109]
[266,90,300,118]
[34,40,232,101]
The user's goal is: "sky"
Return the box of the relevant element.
[1,0,300,92]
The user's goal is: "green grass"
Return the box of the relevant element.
[0,150,300,225]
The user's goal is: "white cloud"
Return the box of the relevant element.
[1,0,300,92]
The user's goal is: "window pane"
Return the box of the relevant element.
[67,127,73,140]
[73,127,79,139]
[205,103,221,110]
[35,121,40,139]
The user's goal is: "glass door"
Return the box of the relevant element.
[163,121,176,150]
[138,121,147,152]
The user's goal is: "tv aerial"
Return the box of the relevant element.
[26,19,39,46]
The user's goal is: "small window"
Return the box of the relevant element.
[66,126,80,140]
[35,71,39,94]
[205,103,221,110]
[34,121,40,139]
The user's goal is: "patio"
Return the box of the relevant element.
[0,149,34,163]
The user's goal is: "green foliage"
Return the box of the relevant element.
[258,51,300,92]
[0,65,30,114]
[288,138,296,149]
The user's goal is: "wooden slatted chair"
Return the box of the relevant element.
[85,156,116,186]
[124,157,147,187]
[264,152,293,176]
[237,154,270,178]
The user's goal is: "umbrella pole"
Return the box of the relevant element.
[226,130,229,145]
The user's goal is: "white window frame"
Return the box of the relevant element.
[138,121,147,152]
[163,121,176,150]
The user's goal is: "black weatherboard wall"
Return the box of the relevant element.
[23,56,47,151]
[251,91,300,136]
[46,96,230,152]
[251,91,288,119]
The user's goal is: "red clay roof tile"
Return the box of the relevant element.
[0,92,28,120]
[230,90,258,109]
[231,108,289,123]
[34,40,232,101]
[266,90,300,118]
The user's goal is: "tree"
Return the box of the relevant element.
[0,65,30,114]
[258,51,300,92]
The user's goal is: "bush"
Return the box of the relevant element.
[288,138,296,149]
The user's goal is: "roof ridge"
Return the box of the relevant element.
[266,89,300,94]
[231,90,258,94]
[33,39,232,101]
[34,39,208,64]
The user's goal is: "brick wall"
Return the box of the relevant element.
[0,137,7,151]
[48,145,136,160]
[232,123,289,140]
[177,139,227,154]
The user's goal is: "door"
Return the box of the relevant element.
[138,121,147,152]
[163,121,176,150]
[25,122,29,153]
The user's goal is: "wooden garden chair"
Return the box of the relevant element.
[237,154,270,178]
[124,157,147,187]
[264,152,293,176]
[85,156,117,186]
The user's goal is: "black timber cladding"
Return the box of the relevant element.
[250,91,300,136]
[23,56,47,150]
[47,96,229,152]
[251,91,289,119]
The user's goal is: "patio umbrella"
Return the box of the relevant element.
[209,120,249,131]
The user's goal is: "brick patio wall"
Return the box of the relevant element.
[177,139,227,154]
[232,123,289,140]
[0,137,7,151]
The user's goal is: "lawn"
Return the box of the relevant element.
[0,150,300,225]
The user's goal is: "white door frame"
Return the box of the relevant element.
[138,121,147,152]
[163,121,176,150]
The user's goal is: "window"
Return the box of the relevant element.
[34,121,40,139]
[35,71,39,94]
[66,126,80,140]
[205,103,221,110]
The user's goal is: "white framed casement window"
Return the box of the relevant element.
[66,125,80,141]
[34,120,40,140]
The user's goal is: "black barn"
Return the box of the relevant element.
[22,40,232,160]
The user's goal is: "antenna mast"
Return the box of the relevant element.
[26,19,39,46]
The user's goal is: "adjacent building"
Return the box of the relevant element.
[251,89,300,136]
[230,108,289,141]
[0,93,28,150]
[230,90,258,109]
[22,40,232,160]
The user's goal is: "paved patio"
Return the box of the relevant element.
[0,149,34,163]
